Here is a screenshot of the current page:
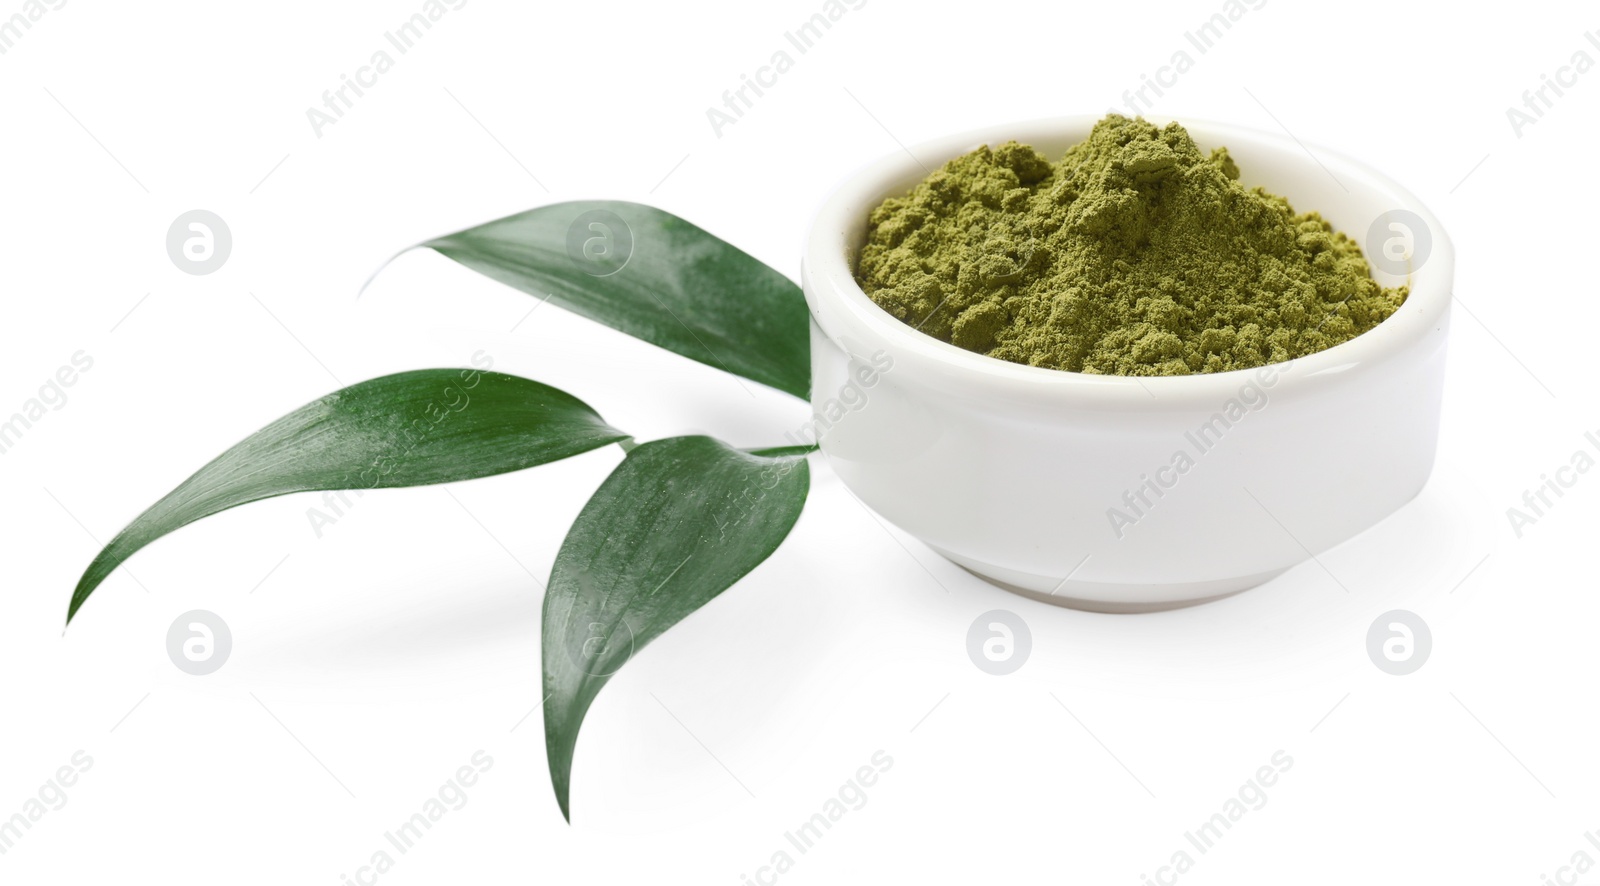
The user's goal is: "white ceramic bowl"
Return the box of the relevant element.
[801,116,1453,612]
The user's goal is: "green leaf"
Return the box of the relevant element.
[67,369,629,624]
[542,436,810,820]
[420,201,811,400]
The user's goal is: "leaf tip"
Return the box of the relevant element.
[355,245,418,301]
[551,763,573,823]
[65,581,89,628]
[66,557,107,627]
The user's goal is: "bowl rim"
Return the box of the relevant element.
[801,114,1454,409]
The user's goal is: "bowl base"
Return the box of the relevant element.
[928,545,1285,613]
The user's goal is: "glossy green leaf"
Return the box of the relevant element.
[542,436,810,820]
[421,201,811,400]
[67,369,629,624]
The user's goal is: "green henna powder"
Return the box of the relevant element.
[854,115,1407,376]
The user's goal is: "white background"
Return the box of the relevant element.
[2,1,1596,883]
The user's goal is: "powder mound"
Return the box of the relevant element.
[854,114,1407,376]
